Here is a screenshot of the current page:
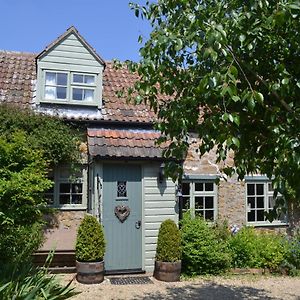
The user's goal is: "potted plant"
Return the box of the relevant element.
[154,219,182,282]
[75,214,106,284]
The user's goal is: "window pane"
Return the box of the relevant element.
[257,210,265,221]
[182,183,190,195]
[45,72,56,85]
[195,197,204,209]
[268,183,273,192]
[205,196,214,209]
[60,183,70,193]
[73,74,83,83]
[45,86,56,99]
[72,183,82,194]
[257,197,264,208]
[256,184,264,195]
[182,197,190,210]
[59,195,70,205]
[73,88,83,100]
[72,195,82,204]
[117,181,127,197]
[195,210,204,218]
[57,73,67,85]
[84,75,95,84]
[56,87,67,99]
[248,197,255,208]
[195,183,203,191]
[84,89,94,101]
[248,210,255,221]
[247,184,255,195]
[205,182,214,191]
[269,196,275,209]
[205,210,214,221]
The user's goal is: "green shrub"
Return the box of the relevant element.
[0,222,44,266]
[283,233,300,275]
[229,227,287,270]
[76,215,106,262]
[181,214,231,275]
[156,219,181,262]
[0,252,78,300]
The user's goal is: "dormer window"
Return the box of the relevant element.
[42,70,98,105]
[36,27,105,108]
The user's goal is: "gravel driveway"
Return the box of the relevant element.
[62,274,300,300]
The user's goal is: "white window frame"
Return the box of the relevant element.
[246,178,288,226]
[46,166,87,210]
[181,179,218,221]
[41,70,98,106]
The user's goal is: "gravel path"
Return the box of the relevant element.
[62,274,300,300]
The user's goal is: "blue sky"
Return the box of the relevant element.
[0,0,151,61]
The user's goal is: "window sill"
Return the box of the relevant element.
[39,99,99,107]
[48,205,87,211]
[247,222,289,227]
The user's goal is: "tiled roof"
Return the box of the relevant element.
[0,51,36,106]
[88,128,167,158]
[0,51,156,123]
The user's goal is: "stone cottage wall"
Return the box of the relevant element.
[183,135,246,226]
[41,211,86,251]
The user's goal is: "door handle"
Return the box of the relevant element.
[135,220,141,229]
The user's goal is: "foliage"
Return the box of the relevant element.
[156,219,181,262]
[0,252,78,300]
[283,233,300,275]
[0,132,53,226]
[181,214,231,275]
[76,215,106,262]
[127,0,300,219]
[228,227,288,269]
[0,104,81,166]
[212,219,231,241]
[0,222,44,266]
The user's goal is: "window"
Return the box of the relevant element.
[117,181,127,198]
[43,71,97,105]
[45,72,68,100]
[45,166,86,208]
[181,181,217,221]
[246,181,287,224]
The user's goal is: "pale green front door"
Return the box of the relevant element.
[102,164,142,272]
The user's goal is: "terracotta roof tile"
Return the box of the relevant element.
[0,51,156,123]
[87,128,166,158]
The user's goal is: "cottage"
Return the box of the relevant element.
[0,27,288,273]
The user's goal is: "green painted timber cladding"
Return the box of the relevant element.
[143,163,178,272]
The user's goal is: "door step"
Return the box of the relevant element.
[32,250,76,270]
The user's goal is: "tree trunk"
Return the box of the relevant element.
[287,198,300,235]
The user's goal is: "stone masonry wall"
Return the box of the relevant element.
[41,211,86,251]
[218,178,246,227]
[184,135,246,226]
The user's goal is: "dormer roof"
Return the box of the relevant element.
[36,26,105,67]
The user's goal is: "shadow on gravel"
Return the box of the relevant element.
[132,282,277,300]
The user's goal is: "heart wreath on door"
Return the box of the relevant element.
[114,205,130,223]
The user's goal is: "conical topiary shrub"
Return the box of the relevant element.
[75,215,106,284]
[76,214,105,262]
[154,219,182,282]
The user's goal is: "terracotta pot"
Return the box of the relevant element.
[76,260,104,284]
[153,260,181,282]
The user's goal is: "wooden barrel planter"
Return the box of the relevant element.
[154,260,181,282]
[76,261,104,284]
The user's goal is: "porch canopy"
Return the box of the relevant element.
[87,128,168,159]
